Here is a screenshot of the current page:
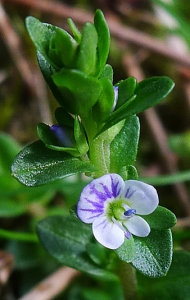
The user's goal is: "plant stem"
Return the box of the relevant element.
[118,261,137,300]
[89,133,109,177]
[82,114,110,177]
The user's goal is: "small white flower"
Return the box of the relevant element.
[77,174,159,249]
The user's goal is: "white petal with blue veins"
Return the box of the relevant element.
[122,180,159,215]
[124,215,150,237]
[92,215,124,249]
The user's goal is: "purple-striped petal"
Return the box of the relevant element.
[124,215,150,237]
[121,180,159,215]
[77,174,124,223]
[92,216,124,249]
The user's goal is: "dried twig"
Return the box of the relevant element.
[174,217,190,228]
[4,0,190,68]
[0,1,52,124]
[19,267,80,300]
[0,251,14,299]
[0,1,34,92]
[4,0,91,24]
[172,215,190,230]
[0,251,14,287]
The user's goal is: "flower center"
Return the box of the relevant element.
[109,202,136,240]
[108,200,136,221]
[108,199,125,220]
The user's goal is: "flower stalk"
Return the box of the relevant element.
[118,261,137,300]
[88,135,109,177]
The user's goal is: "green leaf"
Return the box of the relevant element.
[132,76,175,114]
[126,165,138,180]
[52,69,102,115]
[76,22,98,75]
[99,64,113,82]
[116,165,139,181]
[93,78,114,121]
[118,165,138,180]
[52,28,78,67]
[115,235,135,263]
[37,123,80,156]
[143,206,177,230]
[110,115,140,172]
[54,107,74,127]
[68,18,81,43]
[0,199,26,217]
[96,95,136,136]
[140,169,190,186]
[99,76,174,135]
[86,241,108,266]
[94,9,110,76]
[11,140,95,186]
[37,123,59,146]
[37,122,75,148]
[0,174,21,194]
[115,77,137,109]
[26,17,57,68]
[37,51,66,107]
[37,215,117,280]
[74,116,89,155]
[0,133,21,174]
[0,228,38,243]
[131,229,173,277]
[137,250,190,300]
[0,173,56,200]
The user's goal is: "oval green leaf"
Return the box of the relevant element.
[37,215,118,280]
[11,140,95,186]
[115,235,136,263]
[98,76,174,135]
[110,115,140,172]
[137,250,190,300]
[143,206,177,230]
[131,229,173,278]
[52,69,102,115]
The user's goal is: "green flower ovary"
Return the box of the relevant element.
[107,199,127,221]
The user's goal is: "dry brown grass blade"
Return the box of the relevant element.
[19,267,80,300]
[0,251,14,286]
[0,1,52,124]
